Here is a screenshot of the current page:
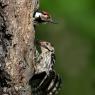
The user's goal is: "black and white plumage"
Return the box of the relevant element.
[30,41,61,95]
[33,11,57,25]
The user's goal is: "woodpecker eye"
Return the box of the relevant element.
[46,42,49,45]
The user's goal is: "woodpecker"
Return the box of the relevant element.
[30,41,61,95]
[34,41,55,74]
[33,11,57,25]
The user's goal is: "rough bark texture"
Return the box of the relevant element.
[0,0,39,95]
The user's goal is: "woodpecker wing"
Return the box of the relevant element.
[29,71,61,95]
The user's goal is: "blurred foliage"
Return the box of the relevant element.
[35,0,95,95]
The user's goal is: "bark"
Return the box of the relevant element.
[0,0,39,95]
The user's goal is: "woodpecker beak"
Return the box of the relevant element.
[48,19,58,24]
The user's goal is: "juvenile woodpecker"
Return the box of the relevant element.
[30,41,61,95]
[33,11,57,24]
[35,41,55,74]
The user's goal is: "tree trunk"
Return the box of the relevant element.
[0,0,39,95]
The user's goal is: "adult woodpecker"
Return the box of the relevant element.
[33,11,57,24]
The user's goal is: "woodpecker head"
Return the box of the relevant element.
[36,41,55,53]
[41,11,51,20]
[34,10,57,24]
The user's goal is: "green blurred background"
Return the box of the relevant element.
[35,0,95,95]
